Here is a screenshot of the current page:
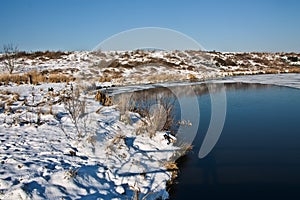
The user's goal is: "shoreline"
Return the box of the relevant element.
[104,73,300,96]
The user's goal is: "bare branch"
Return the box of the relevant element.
[2,44,19,74]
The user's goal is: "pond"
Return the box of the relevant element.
[168,83,300,200]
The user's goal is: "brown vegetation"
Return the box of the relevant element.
[0,70,75,85]
[95,90,113,106]
[214,57,237,66]
[15,51,70,60]
[188,74,198,82]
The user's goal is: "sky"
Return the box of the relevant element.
[1,0,300,52]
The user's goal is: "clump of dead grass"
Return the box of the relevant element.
[95,91,113,106]
[164,161,178,171]
[106,134,126,153]
[188,73,198,82]
[143,73,187,83]
[0,70,75,85]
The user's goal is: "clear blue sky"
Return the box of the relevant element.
[1,0,300,52]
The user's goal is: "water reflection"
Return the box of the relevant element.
[169,83,300,200]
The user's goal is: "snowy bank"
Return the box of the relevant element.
[0,83,179,200]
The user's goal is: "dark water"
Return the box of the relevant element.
[168,83,300,200]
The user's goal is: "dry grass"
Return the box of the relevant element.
[27,70,46,84]
[0,90,20,108]
[265,69,282,74]
[144,73,186,83]
[13,51,70,60]
[164,161,179,187]
[287,67,300,73]
[106,133,126,153]
[111,134,126,145]
[164,161,178,171]
[98,76,112,82]
[188,73,198,81]
[0,74,27,85]
[98,68,124,83]
[95,91,112,106]
[48,74,74,83]
[0,70,75,85]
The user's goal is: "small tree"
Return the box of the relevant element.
[63,85,86,138]
[2,44,19,74]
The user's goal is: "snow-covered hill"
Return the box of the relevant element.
[1,50,299,86]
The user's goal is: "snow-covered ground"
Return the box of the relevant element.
[222,73,300,89]
[0,82,178,200]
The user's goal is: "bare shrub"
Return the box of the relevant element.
[164,161,179,187]
[118,89,175,138]
[133,91,175,131]
[1,44,19,74]
[63,86,86,137]
[147,104,169,138]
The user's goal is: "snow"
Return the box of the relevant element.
[220,73,300,89]
[115,185,125,194]
[0,82,178,200]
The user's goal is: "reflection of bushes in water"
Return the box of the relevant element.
[166,83,273,98]
[114,83,272,136]
[115,88,176,137]
[215,82,272,93]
